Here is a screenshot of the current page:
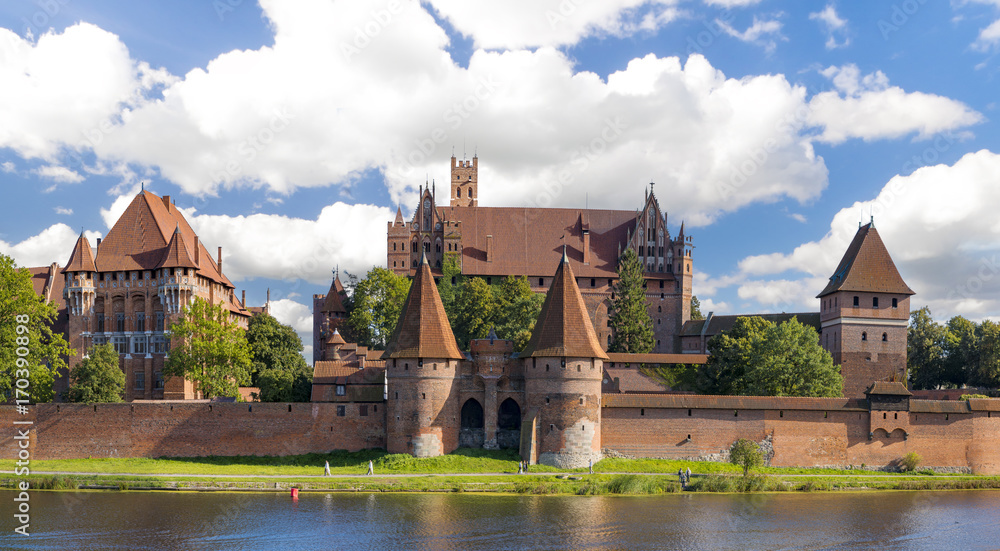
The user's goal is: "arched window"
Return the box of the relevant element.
[456,188,461,197]
[467,188,473,198]
[862,332,867,341]
[657,306,661,312]
[882,333,888,342]
[498,398,521,431]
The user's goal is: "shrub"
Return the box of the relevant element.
[730,439,763,477]
[960,394,989,401]
[900,452,922,472]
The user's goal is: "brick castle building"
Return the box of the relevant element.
[58,190,252,400]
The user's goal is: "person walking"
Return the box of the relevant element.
[678,468,686,489]
[686,467,692,484]
[323,460,331,476]
[589,458,593,475]
[367,460,374,476]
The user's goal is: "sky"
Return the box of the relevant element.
[2,0,1000,363]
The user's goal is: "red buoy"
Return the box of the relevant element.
[290,488,299,499]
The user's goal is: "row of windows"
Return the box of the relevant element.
[96,312,165,333]
[861,332,889,342]
[94,334,170,355]
[823,296,899,310]
[133,371,164,391]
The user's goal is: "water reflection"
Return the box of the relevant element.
[1,489,998,550]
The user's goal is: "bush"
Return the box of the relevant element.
[900,452,922,472]
[730,439,764,477]
[960,394,989,401]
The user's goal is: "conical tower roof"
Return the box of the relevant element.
[326,328,347,345]
[321,275,347,313]
[383,253,463,359]
[817,223,914,298]
[394,206,405,225]
[521,249,609,359]
[62,232,96,273]
[157,225,198,270]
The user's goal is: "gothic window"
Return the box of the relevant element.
[116,313,125,332]
[412,241,418,253]
[97,314,105,333]
[155,372,164,389]
[423,242,430,252]
[134,372,144,391]
[436,243,441,253]
[457,188,461,197]
[132,334,147,355]
[468,188,472,198]
[112,335,127,354]
[155,312,164,332]
[135,312,145,332]
[412,259,417,267]
[393,243,396,251]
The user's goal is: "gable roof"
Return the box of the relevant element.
[383,254,463,359]
[62,233,96,273]
[818,223,914,298]
[520,249,609,359]
[158,226,198,269]
[94,191,233,287]
[865,381,912,396]
[320,275,347,313]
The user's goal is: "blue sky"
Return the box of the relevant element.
[2,0,1000,361]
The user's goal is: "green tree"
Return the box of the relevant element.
[436,254,463,319]
[453,277,495,349]
[347,267,411,349]
[164,297,252,399]
[66,343,125,402]
[943,316,978,387]
[609,249,654,353]
[729,438,763,477]
[246,312,311,402]
[907,307,947,390]
[973,319,1000,389]
[701,316,842,397]
[690,295,704,320]
[0,254,73,403]
[492,275,543,351]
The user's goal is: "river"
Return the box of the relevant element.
[2,489,998,549]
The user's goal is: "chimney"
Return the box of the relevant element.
[217,246,223,274]
[486,235,493,262]
[583,229,591,265]
[241,290,246,308]
[96,237,102,249]
[194,236,200,266]
[162,196,171,210]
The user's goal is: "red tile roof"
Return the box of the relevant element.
[383,254,463,359]
[94,191,233,287]
[603,368,668,393]
[606,353,708,365]
[434,206,647,279]
[521,250,609,359]
[865,381,912,396]
[62,233,96,273]
[818,223,914,298]
[320,275,347,313]
[157,226,198,269]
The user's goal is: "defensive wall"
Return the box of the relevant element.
[3,397,999,475]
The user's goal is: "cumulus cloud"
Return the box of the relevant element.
[703,0,762,7]
[425,0,681,49]
[54,207,73,215]
[35,165,83,184]
[714,150,1000,321]
[809,4,849,49]
[269,298,314,334]
[808,65,982,144]
[715,16,784,53]
[1,161,14,173]
[0,225,102,268]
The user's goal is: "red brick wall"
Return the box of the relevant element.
[0,403,385,460]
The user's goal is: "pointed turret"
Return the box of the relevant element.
[320,274,347,313]
[383,253,463,359]
[521,251,609,360]
[62,232,96,273]
[158,224,198,270]
[394,206,405,226]
[817,223,914,298]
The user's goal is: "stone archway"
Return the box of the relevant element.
[460,398,485,448]
[497,398,521,449]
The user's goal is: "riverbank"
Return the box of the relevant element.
[4,450,1000,495]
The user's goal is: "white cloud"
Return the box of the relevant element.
[54,207,73,215]
[809,4,849,49]
[0,23,174,163]
[1,161,14,173]
[724,150,1000,322]
[715,16,784,53]
[269,298,314,334]
[0,224,102,268]
[974,18,1000,51]
[808,65,982,144]
[426,0,681,49]
[35,165,83,183]
[703,0,761,6]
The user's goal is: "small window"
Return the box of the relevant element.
[853,296,859,307]
[337,405,345,417]
[779,411,783,418]
[688,409,692,416]
[882,333,888,342]
[155,372,163,390]
[360,405,368,417]
[873,297,879,308]
[591,278,596,287]
[422,393,426,399]
[546,397,550,404]
[892,298,898,308]
[862,332,867,341]
[134,372,144,391]
[539,278,544,287]
[336,385,345,396]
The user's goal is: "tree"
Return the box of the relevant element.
[452,277,495,349]
[700,316,842,397]
[690,296,704,321]
[907,307,947,390]
[729,439,763,477]
[346,267,411,349]
[491,275,543,351]
[972,320,1000,389]
[943,316,978,387]
[66,343,125,402]
[608,249,654,353]
[164,297,252,399]
[246,312,311,402]
[0,254,73,403]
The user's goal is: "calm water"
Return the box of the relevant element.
[1,489,999,550]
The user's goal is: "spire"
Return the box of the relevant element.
[320,271,347,313]
[817,223,914,298]
[394,206,404,225]
[521,252,609,359]
[62,231,97,273]
[157,224,197,269]
[383,249,463,359]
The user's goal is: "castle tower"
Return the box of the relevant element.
[521,248,609,468]
[818,222,914,399]
[313,272,348,362]
[450,154,477,207]
[387,207,410,275]
[384,252,465,457]
[62,232,98,391]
